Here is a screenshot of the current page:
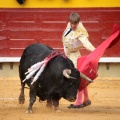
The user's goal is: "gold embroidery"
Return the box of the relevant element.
[62,22,95,67]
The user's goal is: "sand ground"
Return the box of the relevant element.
[0,78,120,120]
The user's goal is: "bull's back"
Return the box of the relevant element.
[20,43,53,64]
[19,43,54,80]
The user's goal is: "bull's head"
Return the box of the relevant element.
[63,69,93,82]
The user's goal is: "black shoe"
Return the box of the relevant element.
[83,100,91,107]
[68,104,84,109]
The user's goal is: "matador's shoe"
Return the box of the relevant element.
[83,100,91,107]
[68,100,91,109]
[68,104,84,108]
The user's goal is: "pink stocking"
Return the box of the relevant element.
[83,87,89,102]
[74,90,83,105]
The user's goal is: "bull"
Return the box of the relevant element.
[18,43,92,113]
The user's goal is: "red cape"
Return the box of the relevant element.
[77,28,120,91]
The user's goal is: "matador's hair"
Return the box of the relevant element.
[69,12,80,24]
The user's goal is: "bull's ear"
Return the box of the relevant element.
[16,0,25,4]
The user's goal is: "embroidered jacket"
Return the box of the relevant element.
[62,22,95,67]
[62,22,95,52]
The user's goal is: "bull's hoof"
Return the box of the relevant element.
[55,109,62,113]
[54,107,61,113]
[18,95,25,104]
[26,110,33,114]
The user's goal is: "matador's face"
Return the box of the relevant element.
[70,22,79,31]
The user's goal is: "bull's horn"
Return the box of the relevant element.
[80,72,93,82]
[63,69,76,79]
[63,69,71,78]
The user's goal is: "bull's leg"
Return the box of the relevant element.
[26,84,36,113]
[46,99,52,108]
[52,99,61,112]
[19,82,25,104]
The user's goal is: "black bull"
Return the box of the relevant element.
[18,43,81,113]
